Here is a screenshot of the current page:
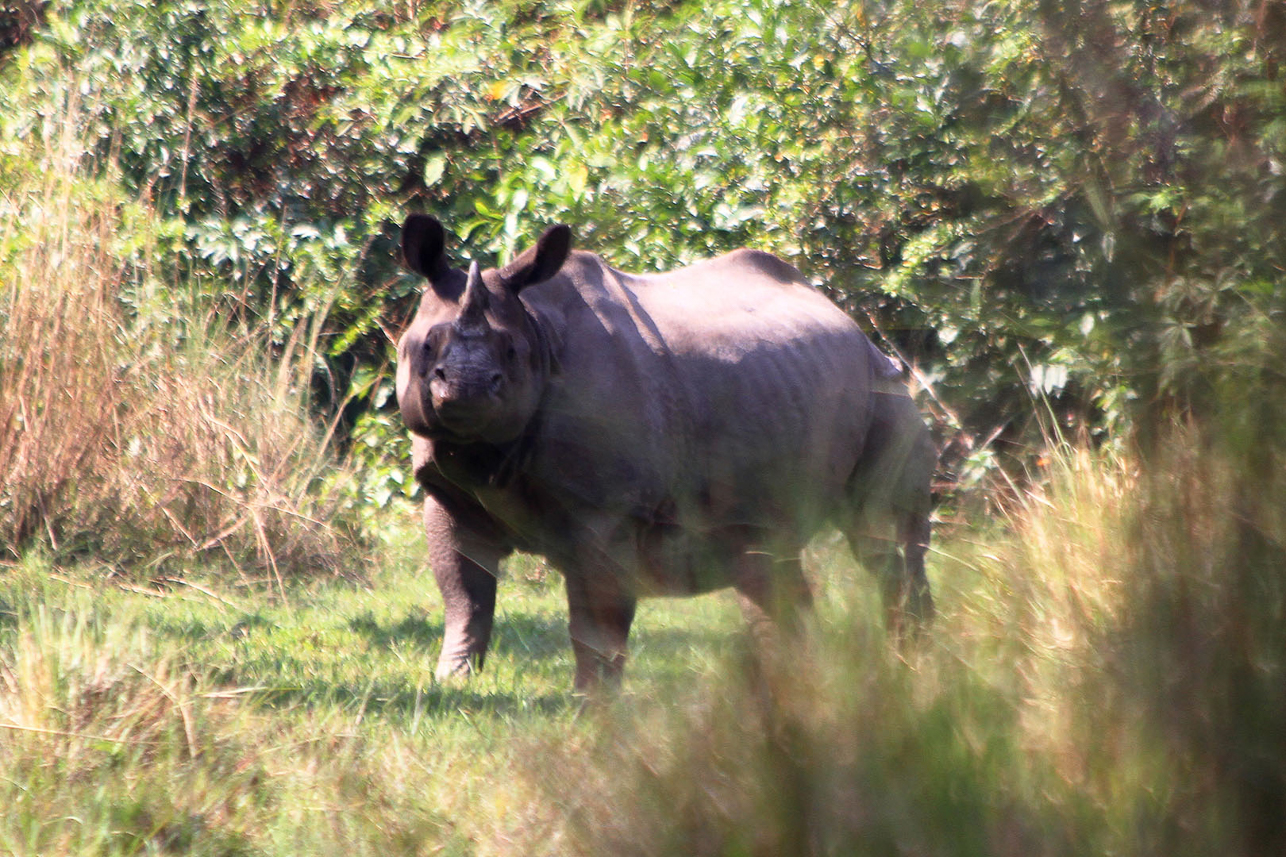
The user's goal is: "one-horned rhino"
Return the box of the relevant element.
[395,214,934,691]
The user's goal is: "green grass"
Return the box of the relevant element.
[0,519,755,855]
[0,512,1091,856]
[3,434,1285,855]
[130,538,745,728]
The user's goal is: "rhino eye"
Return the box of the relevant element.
[506,345,518,363]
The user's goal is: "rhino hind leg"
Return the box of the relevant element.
[844,391,936,639]
[729,546,816,703]
[845,508,933,640]
[899,507,934,626]
[731,546,814,670]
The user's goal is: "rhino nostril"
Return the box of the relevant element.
[489,372,504,393]
[434,366,448,382]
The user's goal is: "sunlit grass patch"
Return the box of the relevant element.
[0,557,563,855]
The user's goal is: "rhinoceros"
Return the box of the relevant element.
[395,214,934,691]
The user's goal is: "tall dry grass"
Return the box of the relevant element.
[0,98,363,578]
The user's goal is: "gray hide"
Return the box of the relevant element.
[395,214,934,691]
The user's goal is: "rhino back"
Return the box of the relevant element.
[521,249,876,537]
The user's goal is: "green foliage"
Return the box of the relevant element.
[5,0,1282,498]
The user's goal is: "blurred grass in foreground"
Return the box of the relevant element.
[529,409,1286,857]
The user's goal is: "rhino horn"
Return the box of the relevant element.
[457,260,490,332]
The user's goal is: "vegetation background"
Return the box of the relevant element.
[1,0,1283,854]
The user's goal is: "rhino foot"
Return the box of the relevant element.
[435,647,483,682]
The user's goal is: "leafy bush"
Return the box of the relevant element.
[2,0,1284,546]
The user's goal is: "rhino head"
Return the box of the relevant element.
[396,214,571,445]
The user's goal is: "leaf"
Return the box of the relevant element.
[567,163,589,197]
[423,153,447,187]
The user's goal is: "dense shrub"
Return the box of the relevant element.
[1,0,1283,550]
[3,1,1279,447]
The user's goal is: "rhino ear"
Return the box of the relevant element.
[402,214,449,280]
[501,224,572,291]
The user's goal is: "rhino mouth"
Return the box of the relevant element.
[433,397,499,436]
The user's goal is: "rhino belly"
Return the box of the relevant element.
[633,514,741,596]
[687,341,871,533]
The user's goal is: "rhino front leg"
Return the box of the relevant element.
[731,546,815,711]
[424,494,506,680]
[732,547,814,648]
[564,573,636,693]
